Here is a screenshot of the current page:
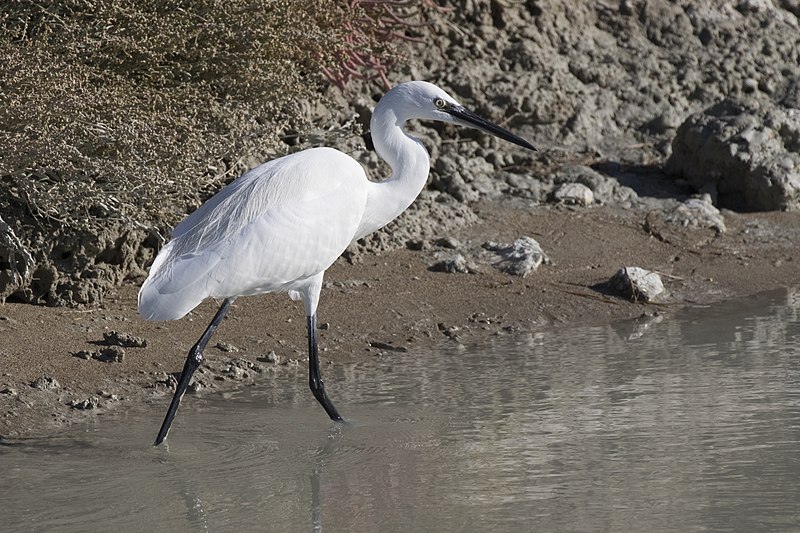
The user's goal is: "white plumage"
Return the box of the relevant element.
[143,81,535,445]
[138,147,367,321]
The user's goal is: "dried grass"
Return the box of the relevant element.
[0,0,432,305]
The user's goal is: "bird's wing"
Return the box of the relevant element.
[139,148,367,320]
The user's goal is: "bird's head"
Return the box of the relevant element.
[384,81,537,152]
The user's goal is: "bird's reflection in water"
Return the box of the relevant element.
[165,422,346,533]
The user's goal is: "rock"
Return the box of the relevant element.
[259,351,281,364]
[96,346,126,363]
[609,267,665,302]
[31,375,60,390]
[222,358,262,379]
[661,195,727,233]
[429,254,471,274]
[553,182,594,206]
[103,330,147,348]
[405,239,429,251]
[69,397,100,410]
[483,237,550,277]
[187,381,207,393]
[216,341,239,353]
[437,322,461,341]
[223,365,246,380]
[72,349,94,360]
[434,237,461,249]
[323,279,371,292]
[666,100,800,211]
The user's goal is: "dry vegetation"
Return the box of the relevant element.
[0,0,432,306]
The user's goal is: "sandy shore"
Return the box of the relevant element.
[1,200,798,440]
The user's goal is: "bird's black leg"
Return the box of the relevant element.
[307,314,343,421]
[154,298,235,445]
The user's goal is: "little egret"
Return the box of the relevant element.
[140,80,536,445]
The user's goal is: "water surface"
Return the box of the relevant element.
[3,289,800,532]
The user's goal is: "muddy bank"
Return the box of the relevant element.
[2,202,798,439]
[3,1,799,305]
[1,1,800,438]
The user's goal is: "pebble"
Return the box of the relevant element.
[216,341,239,353]
[434,237,461,249]
[69,397,100,410]
[406,239,429,251]
[31,375,60,390]
[483,237,550,277]
[103,330,147,348]
[259,351,281,364]
[96,346,126,363]
[430,254,470,274]
[609,267,665,302]
[554,182,594,206]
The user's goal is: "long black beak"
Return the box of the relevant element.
[445,105,537,152]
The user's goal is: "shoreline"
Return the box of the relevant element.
[2,201,798,440]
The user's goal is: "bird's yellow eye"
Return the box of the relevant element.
[434,98,446,109]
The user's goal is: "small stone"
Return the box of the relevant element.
[103,330,147,348]
[188,381,206,393]
[223,365,246,379]
[553,182,594,206]
[259,351,280,364]
[406,239,429,251]
[430,254,470,274]
[483,237,550,277]
[0,386,17,396]
[216,342,239,353]
[69,397,100,410]
[434,237,461,249]
[96,346,125,363]
[437,322,462,341]
[31,375,60,390]
[663,195,726,233]
[609,267,665,302]
[72,350,94,360]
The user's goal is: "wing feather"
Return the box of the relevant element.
[139,148,367,320]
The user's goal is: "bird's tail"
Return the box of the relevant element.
[138,276,205,321]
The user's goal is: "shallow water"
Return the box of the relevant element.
[3,289,800,532]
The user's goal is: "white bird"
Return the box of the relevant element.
[140,81,536,445]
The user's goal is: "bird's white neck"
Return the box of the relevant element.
[354,103,431,241]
